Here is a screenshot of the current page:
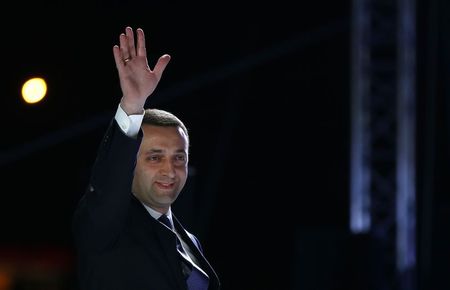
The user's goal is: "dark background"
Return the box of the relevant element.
[0,1,448,290]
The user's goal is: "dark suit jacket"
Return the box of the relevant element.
[72,119,220,290]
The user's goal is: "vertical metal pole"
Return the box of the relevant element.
[396,0,417,288]
[350,0,372,234]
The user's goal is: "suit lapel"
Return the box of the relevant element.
[172,214,220,288]
[128,198,187,290]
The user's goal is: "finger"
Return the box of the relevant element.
[113,45,124,69]
[119,33,130,60]
[136,28,146,57]
[126,26,136,58]
[153,54,171,80]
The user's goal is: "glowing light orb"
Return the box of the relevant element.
[22,77,47,104]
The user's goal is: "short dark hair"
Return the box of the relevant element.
[143,108,189,142]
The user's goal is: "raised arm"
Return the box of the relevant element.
[112,26,171,115]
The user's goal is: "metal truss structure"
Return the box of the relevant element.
[350,0,417,289]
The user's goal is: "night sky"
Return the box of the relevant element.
[1,1,448,290]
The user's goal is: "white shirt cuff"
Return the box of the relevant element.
[114,103,144,137]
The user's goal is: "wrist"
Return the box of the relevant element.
[120,98,145,116]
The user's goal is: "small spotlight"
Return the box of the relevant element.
[22,77,48,104]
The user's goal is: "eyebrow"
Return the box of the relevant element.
[144,148,187,154]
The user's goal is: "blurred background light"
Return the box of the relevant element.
[21,77,47,104]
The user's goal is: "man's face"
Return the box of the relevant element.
[132,124,189,213]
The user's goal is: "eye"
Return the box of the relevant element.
[174,154,187,164]
[176,155,186,161]
[146,155,161,162]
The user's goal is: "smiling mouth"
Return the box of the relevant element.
[156,181,174,189]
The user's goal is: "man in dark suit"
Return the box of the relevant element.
[72,26,220,290]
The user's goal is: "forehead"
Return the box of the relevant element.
[140,124,189,150]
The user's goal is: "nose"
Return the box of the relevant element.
[160,159,176,178]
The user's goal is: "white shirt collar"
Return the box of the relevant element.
[141,202,173,224]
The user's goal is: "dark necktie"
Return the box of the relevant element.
[158,214,209,290]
